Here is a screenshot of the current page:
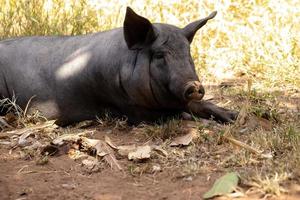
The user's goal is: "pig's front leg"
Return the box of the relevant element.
[186,100,238,123]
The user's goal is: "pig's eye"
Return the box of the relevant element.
[153,52,164,59]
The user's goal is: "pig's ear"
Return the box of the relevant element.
[182,11,217,43]
[123,7,156,50]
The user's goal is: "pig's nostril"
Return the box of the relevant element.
[184,87,195,99]
[186,87,195,96]
[198,86,205,95]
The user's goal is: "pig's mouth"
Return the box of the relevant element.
[183,81,205,102]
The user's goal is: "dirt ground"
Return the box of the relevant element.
[0,153,211,200]
[0,126,299,200]
[0,127,212,200]
[1,84,299,200]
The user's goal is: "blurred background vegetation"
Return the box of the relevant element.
[0,0,299,91]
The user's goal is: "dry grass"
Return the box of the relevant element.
[0,95,47,128]
[0,0,299,198]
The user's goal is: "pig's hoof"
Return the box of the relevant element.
[218,110,238,124]
[229,110,239,121]
[181,112,193,120]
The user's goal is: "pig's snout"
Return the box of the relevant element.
[183,81,205,101]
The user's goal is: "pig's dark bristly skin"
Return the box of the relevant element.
[0,7,237,126]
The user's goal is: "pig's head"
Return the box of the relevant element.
[123,7,216,109]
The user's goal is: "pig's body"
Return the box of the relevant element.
[0,8,237,125]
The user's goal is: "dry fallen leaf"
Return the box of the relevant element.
[170,131,197,146]
[170,121,199,147]
[51,135,122,170]
[151,145,168,157]
[81,138,99,147]
[80,137,122,170]
[104,135,118,149]
[128,145,152,160]
[52,131,93,145]
[117,144,136,157]
[93,140,122,170]
[52,134,81,146]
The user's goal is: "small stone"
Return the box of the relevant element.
[61,183,76,190]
